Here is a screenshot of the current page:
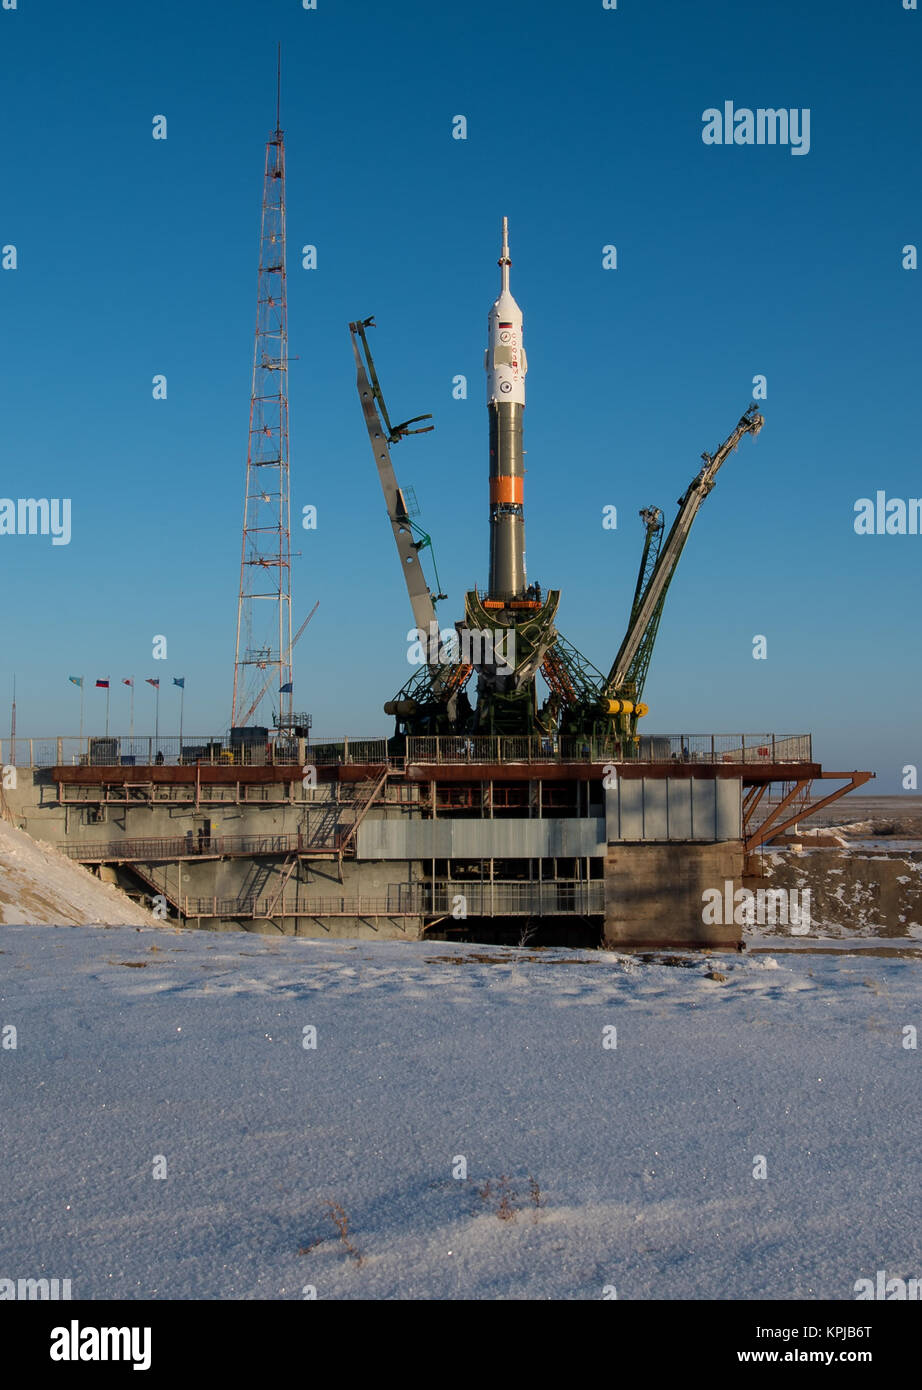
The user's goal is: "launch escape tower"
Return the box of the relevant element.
[231,70,294,732]
[351,219,765,750]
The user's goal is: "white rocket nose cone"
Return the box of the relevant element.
[492,288,519,318]
[486,220,526,402]
[486,282,526,406]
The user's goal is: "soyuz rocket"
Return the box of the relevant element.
[462,215,559,716]
[485,217,528,603]
[358,213,761,741]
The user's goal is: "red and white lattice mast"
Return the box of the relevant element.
[231,55,294,729]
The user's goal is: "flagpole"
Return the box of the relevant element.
[80,680,84,744]
[130,680,134,741]
[155,684,160,741]
[179,685,184,755]
[105,684,110,736]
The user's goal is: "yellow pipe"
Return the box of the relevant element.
[600,698,634,715]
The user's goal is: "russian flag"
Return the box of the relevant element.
[95,680,109,689]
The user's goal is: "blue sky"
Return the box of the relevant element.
[0,0,919,789]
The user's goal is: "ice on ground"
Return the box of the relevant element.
[0,820,158,926]
[796,827,850,847]
[1,925,920,1300]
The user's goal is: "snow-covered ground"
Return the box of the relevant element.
[2,924,920,1299]
[0,820,157,926]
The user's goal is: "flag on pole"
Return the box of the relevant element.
[173,678,185,753]
[69,676,86,741]
[147,678,161,739]
[95,679,110,688]
[279,682,293,693]
[123,678,135,738]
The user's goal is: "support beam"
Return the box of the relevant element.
[745,771,875,851]
[265,854,298,918]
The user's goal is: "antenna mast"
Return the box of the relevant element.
[231,54,294,728]
[276,42,282,137]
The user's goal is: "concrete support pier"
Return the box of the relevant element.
[604,841,744,948]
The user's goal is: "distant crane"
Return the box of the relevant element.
[542,404,764,742]
[349,318,472,733]
[606,405,762,700]
[604,404,764,712]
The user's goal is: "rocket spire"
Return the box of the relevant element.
[486,215,527,601]
[275,42,282,137]
[499,215,511,295]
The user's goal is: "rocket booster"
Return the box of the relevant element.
[486,217,528,601]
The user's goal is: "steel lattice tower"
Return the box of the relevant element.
[232,73,293,730]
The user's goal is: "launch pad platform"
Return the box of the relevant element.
[2,730,872,946]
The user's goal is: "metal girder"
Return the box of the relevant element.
[237,601,319,728]
[742,782,768,821]
[542,633,608,708]
[265,854,298,918]
[338,764,389,858]
[606,404,764,697]
[628,508,665,628]
[349,318,440,640]
[232,119,294,729]
[744,770,875,851]
[616,507,667,706]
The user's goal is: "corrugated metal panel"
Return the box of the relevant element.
[716,777,742,839]
[356,816,607,860]
[643,780,668,840]
[690,778,716,839]
[667,779,693,840]
[618,780,645,841]
[605,783,620,841]
[357,819,454,859]
[604,777,742,843]
[358,782,743,858]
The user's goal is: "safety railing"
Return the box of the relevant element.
[406,734,813,765]
[62,830,339,862]
[0,732,813,771]
[178,879,604,920]
[181,895,421,919]
[0,735,389,770]
[427,880,605,916]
